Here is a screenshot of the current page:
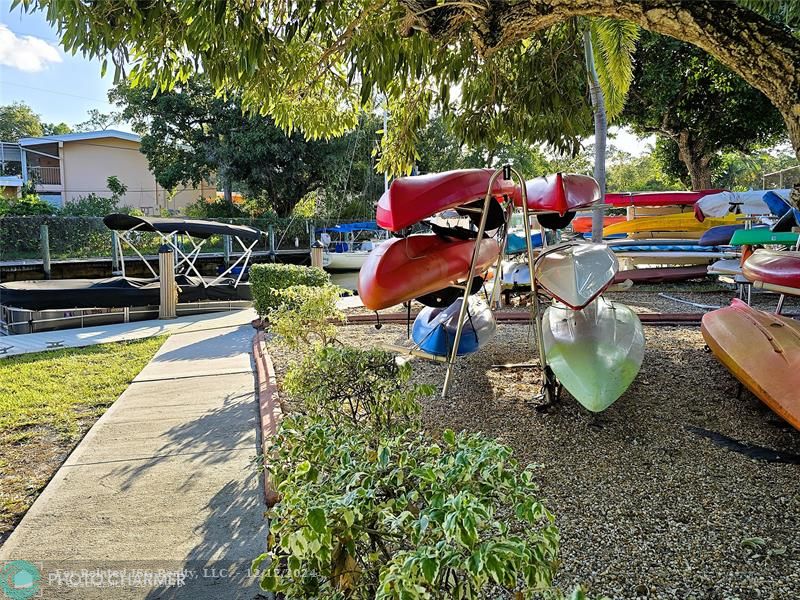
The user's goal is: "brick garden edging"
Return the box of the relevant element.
[252,328,283,507]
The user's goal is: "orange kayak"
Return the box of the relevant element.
[572,215,626,233]
[358,234,500,310]
[701,299,800,431]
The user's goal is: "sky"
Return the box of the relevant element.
[0,1,654,154]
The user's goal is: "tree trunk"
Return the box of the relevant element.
[223,179,233,205]
[675,133,714,190]
[401,0,800,200]
[583,29,606,243]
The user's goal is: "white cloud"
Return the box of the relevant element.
[0,24,62,72]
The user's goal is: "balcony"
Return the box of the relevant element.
[28,166,61,186]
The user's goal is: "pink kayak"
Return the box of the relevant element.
[376,169,519,232]
[605,189,722,207]
[514,173,600,215]
[358,233,500,310]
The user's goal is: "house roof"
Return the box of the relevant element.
[18,129,141,146]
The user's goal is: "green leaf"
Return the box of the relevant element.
[442,429,456,445]
[307,507,327,534]
[421,557,438,583]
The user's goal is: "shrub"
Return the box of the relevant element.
[59,176,127,216]
[0,195,55,216]
[254,419,560,598]
[284,346,430,432]
[250,263,330,316]
[269,285,344,349]
[184,196,245,219]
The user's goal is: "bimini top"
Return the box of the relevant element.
[315,221,381,234]
[103,213,264,242]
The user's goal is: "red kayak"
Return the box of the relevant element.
[572,215,626,233]
[358,234,500,310]
[613,265,709,284]
[605,189,722,207]
[742,249,800,290]
[514,173,600,215]
[376,169,519,232]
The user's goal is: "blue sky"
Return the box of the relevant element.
[1,0,126,130]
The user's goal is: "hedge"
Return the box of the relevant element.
[249,263,330,316]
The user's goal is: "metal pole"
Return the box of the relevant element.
[268,224,276,256]
[223,235,231,267]
[40,224,51,280]
[442,166,523,397]
[111,231,120,274]
[158,245,177,319]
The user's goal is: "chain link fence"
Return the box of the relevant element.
[762,165,800,190]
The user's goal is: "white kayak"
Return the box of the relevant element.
[708,258,742,276]
[695,189,792,219]
[543,298,644,413]
[536,243,618,309]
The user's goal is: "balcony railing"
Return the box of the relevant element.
[28,166,61,186]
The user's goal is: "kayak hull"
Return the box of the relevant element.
[613,265,709,284]
[411,296,496,356]
[516,173,600,215]
[742,249,800,289]
[603,213,737,237]
[572,215,626,233]
[543,299,644,413]
[605,189,721,207]
[701,299,800,431]
[376,169,518,232]
[358,234,500,310]
[536,243,618,310]
[699,224,745,246]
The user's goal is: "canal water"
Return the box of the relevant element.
[329,271,359,292]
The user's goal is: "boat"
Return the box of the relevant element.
[742,249,800,292]
[411,296,496,356]
[572,215,626,233]
[694,189,792,220]
[0,214,262,313]
[613,250,737,267]
[316,221,389,271]
[608,242,721,253]
[707,259,742,277]
[604,189,721,207]
[536,243,618,310]
[730,229,799,247]
[699,224,746,246]
[613,265,709,284]
[701,299,800,431]
[602,212,738,237]
[375,169,519,232]
[543,297,644,413]
[515,173,601,215]
[357,233,500,311]
[505,231,543,254]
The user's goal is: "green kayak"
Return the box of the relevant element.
[730,229,799,247]
[542,298,644,413]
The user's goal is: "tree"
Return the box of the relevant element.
[74,109,120,132]
[622,31,787,189]
[17,0,800,206]
[42,122,72,135]
[0,102,44,140]
[111,78,380,216]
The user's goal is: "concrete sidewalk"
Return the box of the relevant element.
[0,324,269,599]
[0,308,258,358]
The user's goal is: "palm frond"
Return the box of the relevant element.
[590,18,640,119]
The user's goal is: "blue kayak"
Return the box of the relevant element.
[699,224,747,246]
[505,231,542,254]
[412,296,496,356]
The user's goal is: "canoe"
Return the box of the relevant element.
[699,224,745,246]
[603,213,738,237]
[613,265,709,284]
[707,259,742,277]
[515,173,600,215]
[411,296,496,357]
[729,229,799,247]
[376,169,519,232]
[742,249,800,290]
[572,215,626,233]
[543,298,644,413]
[701,299,800,431]
[605,189,721,207]
[694,190,784,220]
[358,233,500,310]
[536,243,618,310]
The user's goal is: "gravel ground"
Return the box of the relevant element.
[271,286,800,599]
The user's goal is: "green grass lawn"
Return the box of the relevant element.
[0,337,164,544]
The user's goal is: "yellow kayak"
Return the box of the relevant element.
[603,213,738,237]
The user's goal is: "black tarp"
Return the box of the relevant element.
[102,214,264,242]
[0,276,250,310]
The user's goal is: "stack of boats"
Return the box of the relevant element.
[358,168,646,412]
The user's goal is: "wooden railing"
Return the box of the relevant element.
[28,166,61,185]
